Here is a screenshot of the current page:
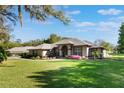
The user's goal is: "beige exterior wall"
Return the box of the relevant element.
[82,46,89,57]
[37,50,42,56]
[42,51,47,57]
[103,50,109,58]
[56,44,90,58]
[29,49,48,57]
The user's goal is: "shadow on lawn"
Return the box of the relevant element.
[0,65,15,67]
[27,60,124,88]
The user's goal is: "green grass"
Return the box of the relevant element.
[1,58,124,88]
[111,54,124,58]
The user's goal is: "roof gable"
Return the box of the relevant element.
[55,38,93,46]
[30,44,57,50]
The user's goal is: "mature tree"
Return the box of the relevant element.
[15,39,22,43]
[49,33,61,43]
[22,39,43,46]
[0,6,17,25]
[0,41,21,49]
[0,6,14,43]
[0,5,70,27]
[0,24,12,43]
[118,23,124,53]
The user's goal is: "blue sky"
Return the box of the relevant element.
[12,5,124,45]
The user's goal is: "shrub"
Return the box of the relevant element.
[36,56,40,59]
[67,55,81,60]
[0,46,7,63]
[31,57,36,60]
[91,50,102,59]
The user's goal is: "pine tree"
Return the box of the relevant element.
[118,23,124,53]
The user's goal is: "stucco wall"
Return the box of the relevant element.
[103,50,109,58]
[42,51,47,57]
[29,49,48,57]
[82,46,89,57]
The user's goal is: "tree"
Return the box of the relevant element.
[0,46,7,63]
[22,39,43,46]
[15,39,22,43]
[0,5,70,27]
[0,6,17,26]
[49,33,61,43]
[0,25,12,43]
[0,41,22,49]
[91,50,100,59]
[118,23,124,53]
[0,28,10,43]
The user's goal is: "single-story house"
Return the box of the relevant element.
[7,38,108,58]
[28,38,108,58]
[7,46,34,56]
[54,38,107,58]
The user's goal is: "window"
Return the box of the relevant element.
[32,50,37,56]
[74,47,81,55]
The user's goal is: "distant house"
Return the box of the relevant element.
[8,38,108,58]
[7,46,34,56]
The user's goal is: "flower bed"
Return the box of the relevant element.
[67,55,81,60]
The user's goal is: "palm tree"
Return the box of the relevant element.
[0,5,17,25]
[0,5,70,27]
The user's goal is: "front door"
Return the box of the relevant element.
[61,45,68,57]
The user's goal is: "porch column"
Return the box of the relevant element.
[67,45,71,55]
[86,47,89,57]
[82,46,89,58]
[58,46,62,56]
[82,46,84,57]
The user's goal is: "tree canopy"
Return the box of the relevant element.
[0,5,70,27]
[118,23,124,53]
[48,33,61,43]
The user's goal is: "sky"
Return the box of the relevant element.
[12,5,124,45]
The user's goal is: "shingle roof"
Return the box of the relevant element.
[55,38,92,46]
[29,44,57,50]
[90,46,105,49]
[7,46,34,53]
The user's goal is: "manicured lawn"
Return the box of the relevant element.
[1,58,124,88]
[112,54,124,58]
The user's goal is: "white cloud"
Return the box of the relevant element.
[97,21,120,31]
[66,29,91,33]
[97,8,123,15]
[63,5,69,9]
[109,16,124,22]
[66,10,81,15]
[99,21,119,28]
[75,22,96,27]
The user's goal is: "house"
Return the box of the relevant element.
[7,46,34,56]
[55,38,107,58]
[28,38,108,59]
[55,38,92,58]
[7,38,108,59]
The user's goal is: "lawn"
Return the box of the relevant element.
[1,57,124,88]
